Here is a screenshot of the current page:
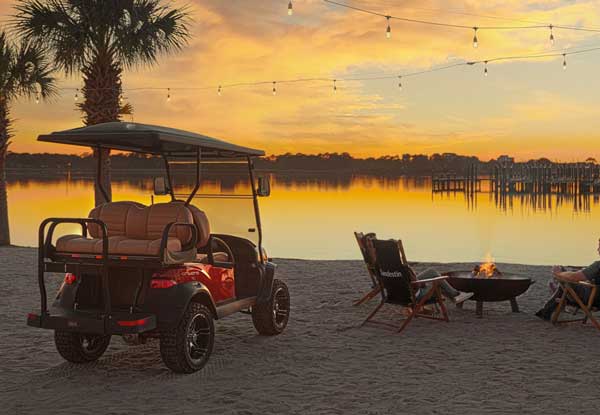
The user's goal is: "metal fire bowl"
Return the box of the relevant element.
[444,271,535,302]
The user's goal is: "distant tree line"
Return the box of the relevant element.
[8,151,597,176]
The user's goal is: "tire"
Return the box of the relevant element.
[54,331,111,363]
[160,302,215,374]
[252,279,290,335]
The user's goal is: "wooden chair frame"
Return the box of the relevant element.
[551,276,600,331]
[362,239,449,333]
[353,232,381,306]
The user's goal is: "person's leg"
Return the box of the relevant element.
[416,268,460,298]
[535,286,563,320]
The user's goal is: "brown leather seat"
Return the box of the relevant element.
[56,202,194,258]
[172,202,210,248]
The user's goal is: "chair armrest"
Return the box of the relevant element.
[555,276,597,288]
[411,276,449,285]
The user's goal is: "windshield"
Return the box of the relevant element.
[153,160,259,246]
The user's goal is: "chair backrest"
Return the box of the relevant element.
[354,231,377,267]
[370,238,416,305]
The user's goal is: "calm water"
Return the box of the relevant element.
[5,173,600,265]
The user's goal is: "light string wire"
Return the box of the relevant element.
[322,0,600,33]
[51,45,600,99]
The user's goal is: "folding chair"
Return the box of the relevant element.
[551,276,600,331]
[362,238,449,332]
[353,232,381,306]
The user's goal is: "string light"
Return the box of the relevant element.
[386,16,391,39]
[549,24,555,46]
[74,88,79,102]
[218,85,222,96]
[484,61,488,76]
[35,93,40,104]
[36,46,600,105]
[119,95,124,105]
[288,1,293,16]
[333,79,337,93]
[167,88,171,102]
[472,27,479,48]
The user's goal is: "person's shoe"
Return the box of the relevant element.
[451,292,474,304]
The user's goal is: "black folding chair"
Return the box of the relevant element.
[362,238,449,332]
[353,232,381,306]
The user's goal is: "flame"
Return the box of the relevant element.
[474,252,498,278]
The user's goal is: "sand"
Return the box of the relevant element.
[2,246,600,414]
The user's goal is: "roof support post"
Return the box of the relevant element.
[247,156,264,262]
[162,154,176,201]
[185,149,202,205]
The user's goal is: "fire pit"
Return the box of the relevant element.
[445,261,535,317]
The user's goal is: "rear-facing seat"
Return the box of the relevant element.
[55,201,197,261]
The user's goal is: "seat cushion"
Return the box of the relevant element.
[56,235,182,256]
[182,203,211,247]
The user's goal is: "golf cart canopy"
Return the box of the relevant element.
[37,122,265,158]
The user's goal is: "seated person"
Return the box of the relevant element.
[414,268,473,304]
[536,239,600,320]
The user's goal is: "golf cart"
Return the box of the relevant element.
[26,122,290,374]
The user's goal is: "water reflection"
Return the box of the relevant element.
[6,171,600,264]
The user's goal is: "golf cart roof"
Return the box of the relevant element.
[38,122,265,158]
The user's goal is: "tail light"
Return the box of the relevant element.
[151,279,177,289]
[64,273,77,285]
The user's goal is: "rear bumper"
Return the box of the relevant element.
[26,310,157,335]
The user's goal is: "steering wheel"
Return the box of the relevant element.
[210,236,235,266]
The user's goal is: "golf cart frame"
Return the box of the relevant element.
[26,122,289,373]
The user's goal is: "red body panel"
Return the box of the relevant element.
[153,264,235,304]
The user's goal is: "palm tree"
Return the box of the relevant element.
[14,0,190,206]
[0,30,56,246]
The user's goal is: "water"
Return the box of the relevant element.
[5,172,600,265]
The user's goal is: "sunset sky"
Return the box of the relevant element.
[1,0,600,161]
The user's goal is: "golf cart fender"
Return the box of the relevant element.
[144,282,218,329]
[256,261,276,304]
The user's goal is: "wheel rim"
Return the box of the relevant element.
[79,334,106,355]
[186,313,212,365]
[272,287,290,330]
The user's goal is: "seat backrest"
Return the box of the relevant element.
[371,238,415,305]
[88,201,145,238]
[173,202,211,248]
[354,232,377,267]
[88,201,194,245]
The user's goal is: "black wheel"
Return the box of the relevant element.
[252,279,290,335]
[160,302,215,374]
[54,331,111,363]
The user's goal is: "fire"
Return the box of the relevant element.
[473,252,501,278]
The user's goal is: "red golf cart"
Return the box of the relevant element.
[26,122,290,373]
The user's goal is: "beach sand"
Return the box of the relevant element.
[2,246,600,414]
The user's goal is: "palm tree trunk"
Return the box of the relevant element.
[0,99,11,246]
[79,50,123,206]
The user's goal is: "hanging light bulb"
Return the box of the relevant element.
[333,79,337,93]
[74,88,79,102]
[288,1,293,16]
[167,88,171,102]
[386,16,391,39]
[549,25,555,46]
[484,61,488,77]
[119,95,124,105]
[472,27,479,48]
[562,53,567,70]
[398,75,402,90]
[35,93,40,104]
[272,81,277,95]
[218,85,222,96]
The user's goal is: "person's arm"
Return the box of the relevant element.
[552,266,587,282]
